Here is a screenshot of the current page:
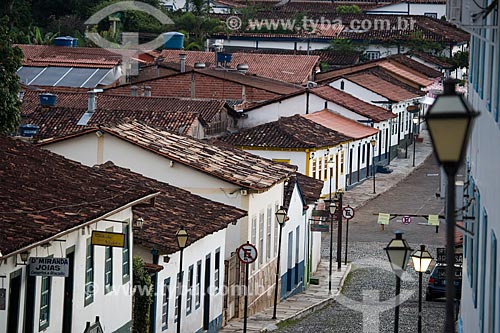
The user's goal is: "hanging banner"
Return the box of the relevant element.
[91,230,125,247]
[378,213,390,225]
[29,257,69,277]
[428,215,440,226]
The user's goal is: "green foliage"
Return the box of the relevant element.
[450,50,469,70]
[328,38,365,54]
[0,16,23,135]
[173,12,223,47]
[28,26,59,45]
[133,256,152,333]
[406,31,445,54]
[335,5,362,14]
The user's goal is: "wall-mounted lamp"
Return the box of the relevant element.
[163,255,170,263]
[16,251,30,266]
[309,152,316,160]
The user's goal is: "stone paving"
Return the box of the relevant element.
[219,261,351,332]
[219,131,434,333]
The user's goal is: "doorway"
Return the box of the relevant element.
[286,231,293,292]
[203,254,211,330]
[7,270,22,333]
[24,271,36,333]
[62,251,75,333]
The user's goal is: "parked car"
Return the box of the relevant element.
[425,263,462,301]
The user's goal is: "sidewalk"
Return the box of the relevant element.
[219,262,351,332]
[342,130,434,210]
[219,131,434,332]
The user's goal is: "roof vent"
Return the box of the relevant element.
[237,63,249,74]
[39,93,57,107]
[194,62,206,69]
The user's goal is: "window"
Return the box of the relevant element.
[85,238,94,306]
[251,215,257,270]
[259,211,264,264]
[340,151,345,175]
[365,51,380,60]
[362,145,366,163]
[267,206,272,260]
[274,202,279,256]
[214,249,220,294]
[489,232,497,333]
[39,276,51,330]
[312,158,317,179]
[105,245,113,294]
[295,226,300,285]
[175,272,181,322]
[162,278,170,330]
[122,223,130,283]
[187,265,193,315]
[195,261,201,309]
[480,209,488,331]
[323,157,328,181]
[424,12,437,18]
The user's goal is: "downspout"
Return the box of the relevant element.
[306,89,310,114]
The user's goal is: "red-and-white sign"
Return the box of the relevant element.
[342,206,355,220]
[237,243,258,264]
[402,216,412,225]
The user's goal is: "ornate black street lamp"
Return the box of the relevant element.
[272,208,288,319]
[176,227,188,333]
[411,245,433,333]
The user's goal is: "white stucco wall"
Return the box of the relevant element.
[366,3,446,17]
[137,229,226,333]
[0,209,134,333]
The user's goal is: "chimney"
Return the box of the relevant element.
[88,91,97,112]
[131,86,138,96]
[144,86,152,97]
[179,53,186,73]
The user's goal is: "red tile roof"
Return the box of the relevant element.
[96,162,246,254]
[408,51,454,69]
[24,106,204,140]
[16,44,124,68]
[378,62,433,86]
[158,50,320,84]
[311,86,397,122]
[345,72,422,101]
[388,54,442,78]
[295,173,324,205]
[96,120,297,190]
[21,90,227,122]
[303,110,379,139]
[0,136,157,258]
[211,14,469,44]
[219,114,352,149]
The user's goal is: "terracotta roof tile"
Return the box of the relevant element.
[24,106,203,140]
[219,114,352,149]
[95,163,246,255]
[388,54,442,78]
[311,86,397,121]
[98,120,297,190]
[21,90,226,122]
[295,173,324,205]
[16,44,124,68]
[408,51,454,69]
[345,72,422,101]
[0,136,157,257]
[378,62,434,86]
[228,48,360,67]
[303,110,379,139]
[158,50,320,84]
[211,14,469,43]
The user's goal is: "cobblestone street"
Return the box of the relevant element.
[277,153,448,332]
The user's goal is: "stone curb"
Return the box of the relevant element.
[260,263,352,332]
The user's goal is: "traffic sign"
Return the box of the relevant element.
[402,216,412,225]
[237,243,258,264]
[342,206,355,220]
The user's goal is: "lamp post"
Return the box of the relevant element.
[176,227,188,333]
[327,158,335,294]
[385,231,413,333]
[412,115,419,167]
[370,139,376,194]
[411,245,434,333]
[272,208,287,319]
[425,79,477,333]
[334,190,343,271]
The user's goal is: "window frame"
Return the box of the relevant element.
[187,265,194,315]
[85,237,94,306]
[39,275,52,330]
[122,222,130,284]
[162,278,170,330]
[214,249,220,294]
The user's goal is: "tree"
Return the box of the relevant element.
[335,5,362,14]
[132,256,153,333]
[0,16,23,135]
